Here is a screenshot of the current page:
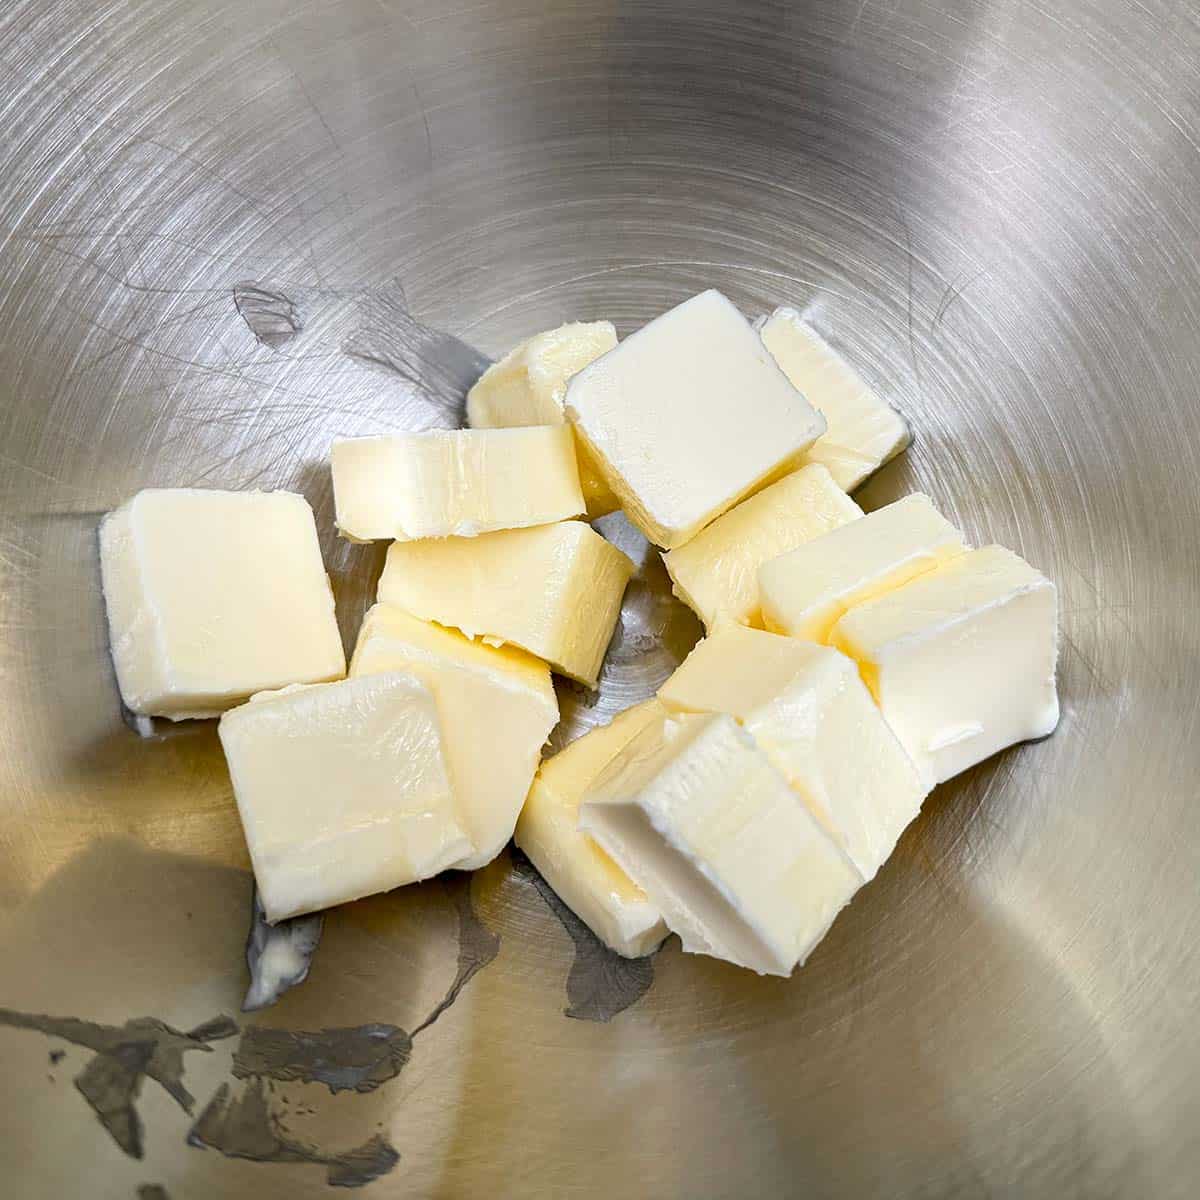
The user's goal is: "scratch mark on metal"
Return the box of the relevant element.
[233,282,303,349]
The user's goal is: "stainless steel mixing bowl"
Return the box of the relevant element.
[2,1,1198,1196]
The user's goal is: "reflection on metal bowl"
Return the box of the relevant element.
[1,0,1198,1196]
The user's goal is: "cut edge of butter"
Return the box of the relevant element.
[350,603,559,870]
[219,671,473,923]
[758,492,968,643]
[331,426,585,542]
[662,462,864,630]
[99,488,346,720]
[564,289,827,550]
[758,307,911,492]
[377,522,635,688]
[830,543,1060,786]
[515,700,669,958]
[466,320,621,517]
[658,623,928,881]
[579,709,863,976]
[350,601,556,704]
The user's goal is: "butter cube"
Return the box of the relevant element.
[467,321,621,517]
[219,673,471,922]
[831,545,1060,786]
[350,604,558,870]
[331,426,584,542]
[659,624,926,881]
[579,710,863,976]
[759,307,911,492]
[515,700,669,957]
[663,463,862,630]
[565,290,826,549]
[759,493,967,643]
[99,488,345,720]
[377,522,634,687]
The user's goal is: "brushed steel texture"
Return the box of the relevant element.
[2,0,1198,1196]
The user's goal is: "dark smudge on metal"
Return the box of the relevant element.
[341,285,490,424]
[412,877,502,1037]
[242,888,323,1012]
[185,1015,241,1043]
[198,878,498,1181]
[188,1079,399,1189]
[136,1185,171,1200]
[228,279,489,427]
[233,282,303,348]
[74,1039,154,1157]
[233,1024,412,1094]
[0,1007,238,1156]
[511,854,655,1022]
[5,870,502,1177]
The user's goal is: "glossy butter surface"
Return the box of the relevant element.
[332,425,584,541]
[218,672,470,922]
[759,307,911,491]
[565,289,826,548]
[351,604,558,870]
[515,699,668,957]
[759,493,967,642]
[467,320,620,516]
[663,463,862,629]
[99,488,345,719]
[831,545,1060,786]
[660,624,927,880]
[580,710,862,976]
[378,521,634,687]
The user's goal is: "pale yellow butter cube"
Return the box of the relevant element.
[467,321,620,517]
[350,604,558,870]
[663,463,862,630]
[515,700,669,958]
[659,624,927,881]
[219,673,472,922]
[759,493,967,643]
[831,545,1060,787]
[759,307,911,492]
[332,426,584,542]
[377,521,634,687]
[99,488,345,720]
[565,290,826,549]
[579,710,863,976]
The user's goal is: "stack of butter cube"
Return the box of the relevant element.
[100,289,1058,977]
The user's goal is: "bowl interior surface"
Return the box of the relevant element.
[1,1,1198,1196]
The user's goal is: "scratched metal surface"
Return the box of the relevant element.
[1,0,1198,1195]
